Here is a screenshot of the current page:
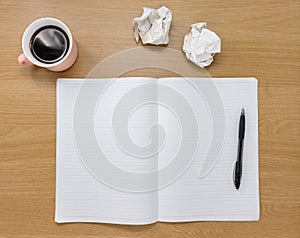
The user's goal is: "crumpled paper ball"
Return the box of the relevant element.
[183,22,221,67]
[133,6,172,45]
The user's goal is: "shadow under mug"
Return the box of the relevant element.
[18,17,78,72]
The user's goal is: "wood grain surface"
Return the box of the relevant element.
[0,0,299,237]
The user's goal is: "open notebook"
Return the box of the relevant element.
[56,77,259,224]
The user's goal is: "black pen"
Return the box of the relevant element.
[233,108,245,190]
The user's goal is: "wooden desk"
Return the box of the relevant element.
[0,0,299,237]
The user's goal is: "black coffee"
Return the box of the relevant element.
[30,26,69,64]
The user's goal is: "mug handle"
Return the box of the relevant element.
[18,53,33,66]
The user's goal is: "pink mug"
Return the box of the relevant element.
[18,17,78,72]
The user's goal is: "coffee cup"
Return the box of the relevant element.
[18,17,78,72]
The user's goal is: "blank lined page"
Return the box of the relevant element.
[56,78,158,224]
[158,78,259,221]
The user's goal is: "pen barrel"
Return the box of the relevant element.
[239,114,245,139]
[237,139,244,165]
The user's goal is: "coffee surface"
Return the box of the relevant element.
[30,26,69,64]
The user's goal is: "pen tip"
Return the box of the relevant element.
[241,108,245,115]
[235,182,240,190]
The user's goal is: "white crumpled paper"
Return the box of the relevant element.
[183,22,221,68]
[133,6,172,45]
